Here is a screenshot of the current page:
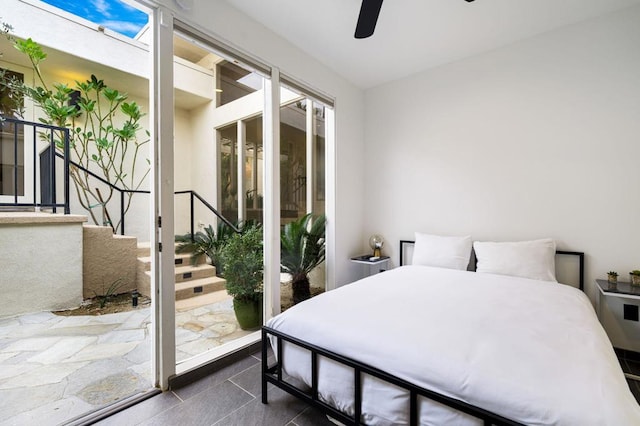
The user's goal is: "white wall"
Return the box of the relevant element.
[364,6,640,349]
[156,0,367,287]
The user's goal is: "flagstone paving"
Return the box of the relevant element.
[0,293,252,426]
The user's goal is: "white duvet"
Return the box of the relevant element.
[267,265,640,425]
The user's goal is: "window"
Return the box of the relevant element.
[216,60,262,106]
[0,69,24,196]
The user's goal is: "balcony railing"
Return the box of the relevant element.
[0,117,70,213]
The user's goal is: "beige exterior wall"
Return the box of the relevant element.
[82,225,137,299]
[0,213,86,318]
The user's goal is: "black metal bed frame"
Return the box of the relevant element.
[262,241,586,425]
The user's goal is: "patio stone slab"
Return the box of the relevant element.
[0,363,40,382]
[41,323,121,336]
[177,338,222,357]
[0,382,65,422]
[64,357,135,396]
[209,322,237,336]
[1,336,61,352]
[0,362,89,389]
[1,294,252,424]
[3,395,94,426]
[122,340,151,365]
[175,327,201,344]
[0,352,18,363]
[27,336,97,364]
[77,371,148,406]
[16,311,60,324]
[66,341,139,362]
[97,329,145,344]
[0,322,52,338]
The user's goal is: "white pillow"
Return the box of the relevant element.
[473,238,557,282]
[412,233,472,270]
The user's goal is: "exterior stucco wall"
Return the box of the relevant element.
[82,225,137,299]
[0,213,85,318]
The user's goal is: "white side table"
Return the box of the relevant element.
[350,255,390,278]
[595,279,640,381]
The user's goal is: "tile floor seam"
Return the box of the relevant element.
[209,391,258,426]
[289,407,308,425]
[170,390,185,402]
[228,376,257,399]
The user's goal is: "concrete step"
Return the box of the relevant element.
[175,288,232,311]
[136,241,183,257]
[143,263,216,284]
[175,276,227,301]
[137,253,206,271]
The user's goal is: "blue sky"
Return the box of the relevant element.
[41,0,148,38]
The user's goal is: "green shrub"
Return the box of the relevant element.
[220,224,263,302]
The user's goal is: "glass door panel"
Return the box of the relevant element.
[279,96,327,310]
[173,30,267,368]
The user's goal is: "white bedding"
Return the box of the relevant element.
[267,265,640,425]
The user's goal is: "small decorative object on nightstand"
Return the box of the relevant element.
[369,234,384,258]
[630,270,640,286]
[608,271,618,284]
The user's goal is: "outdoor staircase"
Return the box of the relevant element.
[136,242,227,301]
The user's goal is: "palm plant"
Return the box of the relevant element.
[281,213,326,305]
[175,220,252,274]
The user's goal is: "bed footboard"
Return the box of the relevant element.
[262,326,523,426]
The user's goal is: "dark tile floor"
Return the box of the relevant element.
[94,350,333,426]
[96,349,640,426]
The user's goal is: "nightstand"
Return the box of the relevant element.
[350,255,390,278]
[595,279,640,381]
[595,279,640,320]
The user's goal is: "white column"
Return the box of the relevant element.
[150,5,175,390]
[305,99,314,215]
[325,107,336,291]
[263,69,281,319]
[237,120,245,222]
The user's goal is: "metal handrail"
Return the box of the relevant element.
[60,157,239,236]
[1,116,236,236]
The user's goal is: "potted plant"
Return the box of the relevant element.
[175,221,239,275]
[607,271,618,284]
[219,224,263,330]
[281,213,326,305]
[630,270,640,286]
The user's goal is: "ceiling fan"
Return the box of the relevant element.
[355,0,476,39]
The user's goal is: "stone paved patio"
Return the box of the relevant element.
[0,293,251,426]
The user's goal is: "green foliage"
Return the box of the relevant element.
[631,270,640,276]
[219,224,263,302]
[281,214,326,279]
[93,278,125,309]
[0,29,149,232]
[608,271,618,277]
[175,220,252,269]
[176,225,218,265]
[281,214,326,304]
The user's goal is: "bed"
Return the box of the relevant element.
[262,237,640,425]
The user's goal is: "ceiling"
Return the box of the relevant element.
[223,0,640,89]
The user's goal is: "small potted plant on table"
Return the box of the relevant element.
[630,270,640,286]
[607,271,618,284]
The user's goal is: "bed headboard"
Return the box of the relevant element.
[399,240,585,291]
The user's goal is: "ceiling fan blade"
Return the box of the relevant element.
[355,0,384,39]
